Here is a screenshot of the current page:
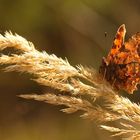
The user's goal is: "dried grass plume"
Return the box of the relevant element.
[0,32,140,139]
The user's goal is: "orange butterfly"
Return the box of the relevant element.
[99,24,140,94]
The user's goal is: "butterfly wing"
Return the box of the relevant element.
[106,24,126,63]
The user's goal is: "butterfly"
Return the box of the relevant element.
[99,24,140,94]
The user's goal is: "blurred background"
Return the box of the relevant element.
[0,0,140,140]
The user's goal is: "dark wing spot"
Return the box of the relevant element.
[137,44,140,56]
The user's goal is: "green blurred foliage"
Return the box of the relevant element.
[0,0,140,140]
